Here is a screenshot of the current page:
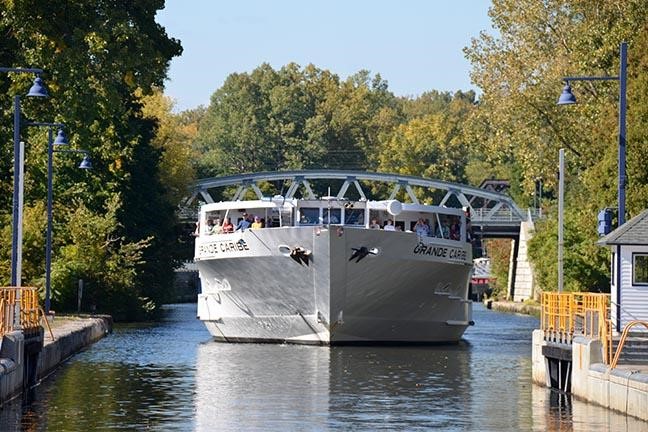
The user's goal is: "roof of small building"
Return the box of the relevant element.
[598,209,648,246]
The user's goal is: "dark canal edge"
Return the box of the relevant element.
[0,315,112,406]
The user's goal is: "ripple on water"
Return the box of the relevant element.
[0,303,643,431]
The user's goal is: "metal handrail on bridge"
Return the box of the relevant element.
[541,292,613,364]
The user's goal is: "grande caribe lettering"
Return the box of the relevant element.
[199,239,250,255]
[412,242,467,261]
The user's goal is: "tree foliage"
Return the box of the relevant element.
[463,0,648,293]
[0,0,183,319]
[195,63,401,176]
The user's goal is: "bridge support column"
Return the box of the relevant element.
[511,218,536,302]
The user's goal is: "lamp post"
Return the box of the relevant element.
[557,41,628,226]
[25,122,91,314]
[0,67,48,287]
[557,41,628,331]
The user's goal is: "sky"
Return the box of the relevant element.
[156,1,494,112]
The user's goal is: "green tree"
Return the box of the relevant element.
[464,0,648,292]
[0,0,183,319]
[195,63,402,178]
[376,92,475,200]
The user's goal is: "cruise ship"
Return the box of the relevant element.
[194,172,474,345]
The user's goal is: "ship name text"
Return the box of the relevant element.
[413,242,467,261]
[198,239,250,256]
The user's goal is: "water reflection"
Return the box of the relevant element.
[0,304,205,431]
[195,343,472,431]
[531,384,648,432]
[327,345,472,430]
[0,304,644,431]
[195,343,330,430]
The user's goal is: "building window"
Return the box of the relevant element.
[633,253,648,285]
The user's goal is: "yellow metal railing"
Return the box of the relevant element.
[541,292,613,364]
[610,320,648,369]
[0,287,45,338]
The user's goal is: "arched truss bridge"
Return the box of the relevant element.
[183,170,529,231]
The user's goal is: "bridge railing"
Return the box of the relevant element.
[541,291,612,364]
[472,207,539,223]
[0,287,43,338]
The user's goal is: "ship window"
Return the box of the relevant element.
[633,253,648,285]
[344,208,364,225]
[323,208,341,224]
[299,208,320,225]
[434,214,461,240]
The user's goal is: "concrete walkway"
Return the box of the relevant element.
[43,315,111,346]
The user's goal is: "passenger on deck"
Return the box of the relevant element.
[414,218,430,236]
[235,213,253,231]
[424,219,432,236]
[369,218,381,229]
[450,219,460,240]
[210,218,222,235]
[435,223,450,239]
[251,216,263,229]
[384,219,396,231]
[221,217,234,233]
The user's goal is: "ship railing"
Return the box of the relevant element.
[540,291,612,364]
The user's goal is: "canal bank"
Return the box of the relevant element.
[533,330,648,422]
[487,300,541,317]
[533,292,648,423]
[0,315,112,405]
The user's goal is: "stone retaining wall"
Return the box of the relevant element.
[37,315,112,380]
[0,315,112,406]
[572,336,648,422]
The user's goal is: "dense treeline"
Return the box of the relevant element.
[0,1,193,319]
[194,64,487,184]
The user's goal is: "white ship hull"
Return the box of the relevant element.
[196,226,472,345]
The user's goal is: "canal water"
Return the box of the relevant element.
[1,303,645,431]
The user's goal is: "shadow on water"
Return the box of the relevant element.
[0,303,645,431]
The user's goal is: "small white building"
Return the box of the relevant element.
[598,209,648,333]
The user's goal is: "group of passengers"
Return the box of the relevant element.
[369,217,461,240]
[414,217,461,240]
[369,218,401,231]
[202,212,265,235]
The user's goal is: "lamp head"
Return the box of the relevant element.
[557,83,576,105]
[78,155,92,170]
[27,76,48,98]
[53,129,69,146]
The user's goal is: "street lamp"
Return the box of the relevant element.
[0,67,48,287]
[557,41,628,226]
[557,41,628,331]
[25,122,92,314]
